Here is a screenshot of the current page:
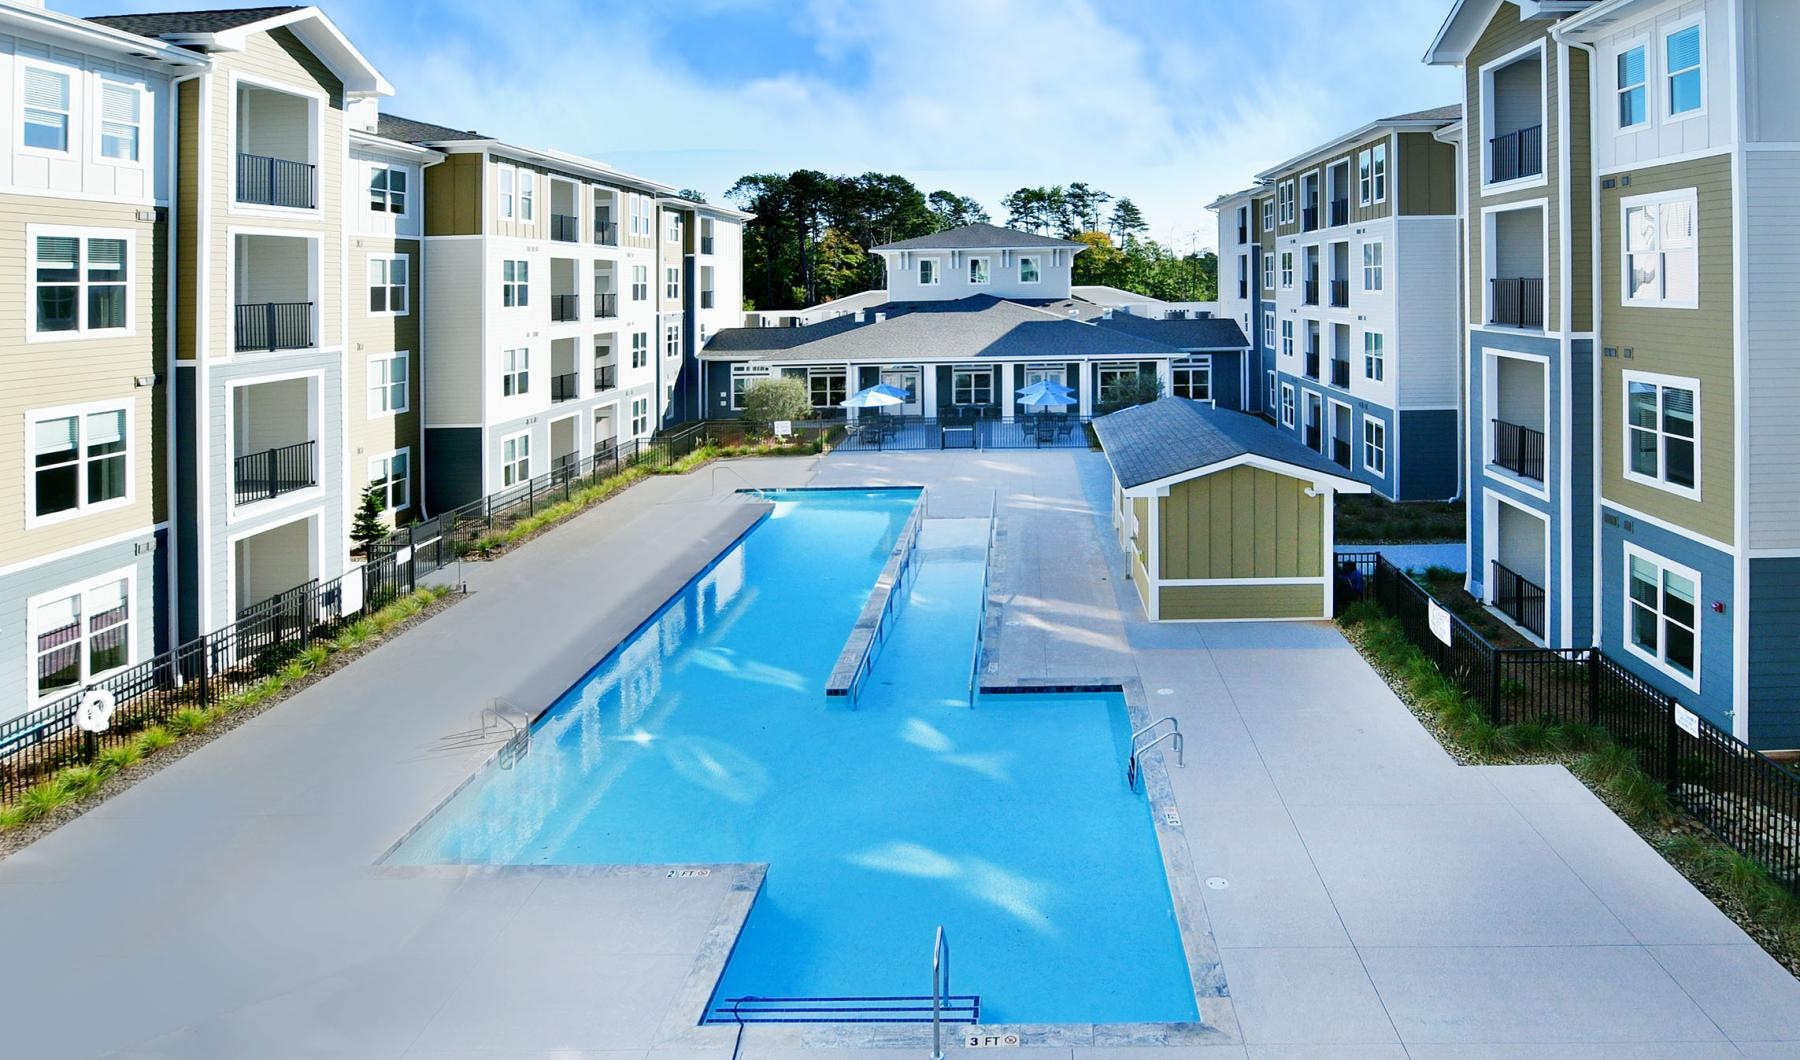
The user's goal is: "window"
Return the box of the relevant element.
[502,259,529,307]
[518,170,535,222]
[33,574,131,700]
[368,255,409,314]
[1363,418,1387,475]
[1019,256,1041,283]
[665,266,680,300]
[665,321,681,360]
[1623,190,1698,307]
[1172,357,1212,401]
[1362,241,1384,291]
[1262,309,1275,351]
[498,166,515,219]
[1665,22,1702,117]
[32,231,129,336]
[1370,143,1387,203]
[368,353,409,416]
[30,405,128,521]
[631,265,649,301]
[1261,199,1274,231]
[1277,180,1294,224]
[969,257,990,284]
[1617,45,1647,128]
[1625,545,1699,686]
[631,331,648,368]
[1281,319,1294,358]
[1263,251,1275,291]
[1363,332,1385,381]
[1358,148,1373,205]
[500,432,530,487]
[1280,251,1293,288]
[23,65,70,152]
[501,347,529,396]
[98,80,141,162]
[666,211,682,243]
[952,369,994,405]
[631,396,650,436]
[919,258,938,285]
[369,165,407,213]
[1280,383,1296,427]
[730,364,769,410]
[808,368,848,407]
[1266,370,1277,412]
[367,448,410,512]
[1625,373,1697,495]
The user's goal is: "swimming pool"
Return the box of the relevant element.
[390,488,1198,1026]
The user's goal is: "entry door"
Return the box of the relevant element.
[880,369,921,415]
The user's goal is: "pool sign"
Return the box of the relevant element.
[1428,600,1454,646]
[667,868,711,879]
[1674,704,1700,738]
[773,419,793,437]
[965,1033,1021,1048]
[75,688,118,733]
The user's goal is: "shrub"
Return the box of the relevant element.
[1098,371,1163,413]
[739,377,813,436]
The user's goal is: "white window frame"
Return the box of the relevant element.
[1620,188,1698,309]
[1662,16,1704,121]
[1171,356,1212,401]
[631,396,650,436]
[730,364,769,410]
[369,163,409,214]
[1277,180,1295,224]
[1266,370,1277,412]
[665,320,681,360]
[1280,383,1296,427]
[968,256,991,285]
[498,165,515,220]
[630,331,648,369]
[1261,199,1274,232]
[1615,40,1649,131]
[25,399,134,529]
[1370,142,1387,204]
[1018,255,1041,284]
[367,253,410,316]
[1363,417,1387,476]
[631,264,649,301]
[1363,331,1385,381]
[1478,40,1550,193]
[20,60,74,156]
[96,75,145,165]
[499,430,531,488]
[1362,240,1384,291]
[1622,541,1701,692]
[1262,309,1275,352]
[501,346,530,397]
[1280,318,1294,358]
[518,169,536,222]
[1262,250,1275,291]
[26,566,137,703]
[367,352,410,417]
[919,258,938,285]
[367,447,411,513]
[1357,147,1373,206]
[501,258,529,307]
[1621,369,1700,500]
[28,226,135,341]
[1279,251,1294,288]
[665,265,680,300]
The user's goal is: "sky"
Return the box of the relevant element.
[65,0,1460,252]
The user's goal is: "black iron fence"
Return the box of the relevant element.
[1493,419,1546,481]
[1330,358,1351,388]
[1489,124,1544,183]
[1303,279,1320,305]
[236,152,315,209]
[1338,553,1800,894]
[1491,559,1547,638]
[1302,205,1319,231]
[1329,199,1349,227]
[1329,279,1349,308]
[233,439,317,505]
[799,414,1092,452]
[1490,277,1545,328]
[234,301,313,352]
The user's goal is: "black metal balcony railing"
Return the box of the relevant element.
[236,152,315,209]
[1491,559,1547,637]
[551,214,580,242]
[234,302,313,352]
[1489,277,1545,328]
[1303,279,1320,305]
[1493,419,1547,482]
[700,290,715,309]
[1329,279,1349,308]
[1302,205,1319,231]
[1304,424,1321,451]
[233,439,316,506]
[594,221,618,245]
[551,294,579,322]
[1489,124,1544,183]
[1238,279,1249,299]
[594,363,617,392]
[551,372,579,402]
[594,292,619,318]
[701,236,715,255]
[1237,224,1248,244]
[1329,199,1349,227]
[1333,438,1352,469]
[1305,351,1321,379]
[1330,358,1351,388]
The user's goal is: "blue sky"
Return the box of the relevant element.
[66,0,1460,251]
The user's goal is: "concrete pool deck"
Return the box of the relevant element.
[1,448,1796,1057]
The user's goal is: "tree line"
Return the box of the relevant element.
[724,172,1214,310]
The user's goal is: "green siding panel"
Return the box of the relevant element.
[1159,583,1325,621]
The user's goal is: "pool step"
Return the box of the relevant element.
[706,993,981,1024]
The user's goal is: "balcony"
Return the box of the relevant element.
[237,153,314,209]
[234,302,312,352]
[551,294,580,323]
[1302,206,1319,232]
[233,439,315,506]
[1489,277,1544,328]
[701,290,715,309]
[551,372,579,403]
[1305,351,1321,379]
[1237,279,1249,299]
[1489,124,1543,183]
[1333,438,1352,469]
[1302,279,1319,306]
[701,235,715,255]
[594,220,618,246]
[1492,419,1546,482]
[1329,279,1349,308]
[1236,222,1248,244]
[1304,423,1321,450]
[1329,199,1348,227]
[594,363,617,392]
[1330,358,1350,388]
[1491,559,1546,637]
[594,293,619,319]
[551,214,580,242]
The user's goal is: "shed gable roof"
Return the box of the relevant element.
[1094,398,1370,492]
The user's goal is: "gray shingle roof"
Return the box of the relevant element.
[1093,313,1250,351]
[872,222,1084,253]
[704,295,1178,363]
[377,113,486,144]
[87,6,301,37]
[1382,104,1462,123]
[1094,398,1366,490]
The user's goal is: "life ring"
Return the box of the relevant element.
[76,688,118,733]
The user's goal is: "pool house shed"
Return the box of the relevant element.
[1095,398,1372,621]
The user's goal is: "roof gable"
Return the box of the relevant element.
[89,6,391,96]
[872,222,1085,253]
[1094,398,1370,492]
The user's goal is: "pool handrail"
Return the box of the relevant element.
[932,925,949,1060]
[967,490,999,707]
[842,497,926,708]
[1127,715,1183,789]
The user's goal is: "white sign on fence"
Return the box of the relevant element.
[773,420,793,438]
[1428,600,1454,646]
[1674,704,1700,738]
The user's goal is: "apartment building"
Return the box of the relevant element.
[1429,0,1800,750]
[1226,108,1464,501]
[0,4,200,709]
[662,195,749,428]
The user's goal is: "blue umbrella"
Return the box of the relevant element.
[840,383,908,409]
[1016,380,1077,408]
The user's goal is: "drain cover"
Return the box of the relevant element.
[1206,877,1230,890]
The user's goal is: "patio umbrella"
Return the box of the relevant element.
[840,383,907,409]
[1016,380,1077,408]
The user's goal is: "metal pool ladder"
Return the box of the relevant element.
[1127,715,1183,789]
[706,925,979,1031]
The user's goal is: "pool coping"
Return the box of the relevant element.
[823,491,928,698]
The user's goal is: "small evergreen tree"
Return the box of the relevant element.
[351,485,388,553]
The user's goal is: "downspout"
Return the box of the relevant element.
[416,150,447,518]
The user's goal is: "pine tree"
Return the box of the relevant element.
[351,485,388,553]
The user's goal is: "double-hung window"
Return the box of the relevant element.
[1363,332,1385,381]
[501,347,529,396]
[1262,251,1275,291]
[1363,418,1387,475]
[665,321,681,360]
[1280,319,1294,358]
[1665,22,1702,117]
[98,79,142,162]
[1279,251,1293,288]
[1625,545,1699,686]
[1370,143,1387,203]
[498,167,515,219]
[31,405,128,521]
[1261,199,1273,232]
[23,65,71,152]
[1358,148,1373,205]
[631,331,648,368]
[1617,45,1648,128]
[919,258,938,285]
[665,266,680,300]
[631,397,650,436]
[518,170,535,222]
[1623,190,1698,307]
[968,257,990,284]
[500,432,530,487]
[1019,256,1040,283]
[1624,373,1698,496]
[1277,181,1294,224]
[1280,384,1296,427]
[1362,241,1384,291]
[367,449,410,512]
[1266,370,1277,412]
[1262,309,1275,352]
[809,368,848,408]
[368,353,409,415]
[33,574,132,700]
[368,255,408,314]
[32,231,129,336]
[631,265,649,301]
[952,369,994,405]
[1172,357,1212,401]
[369,165,407,213]
[502,259,529,307]
[730,365,769,410]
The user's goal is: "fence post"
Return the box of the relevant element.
[1488,650,1501,721]
[1586,648,1600,726]
[1664,692,1680,787]
[197,633,211,707]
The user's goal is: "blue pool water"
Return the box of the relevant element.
[391,489,1197,1025]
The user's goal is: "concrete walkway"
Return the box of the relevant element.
[813,449,1800,1057]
